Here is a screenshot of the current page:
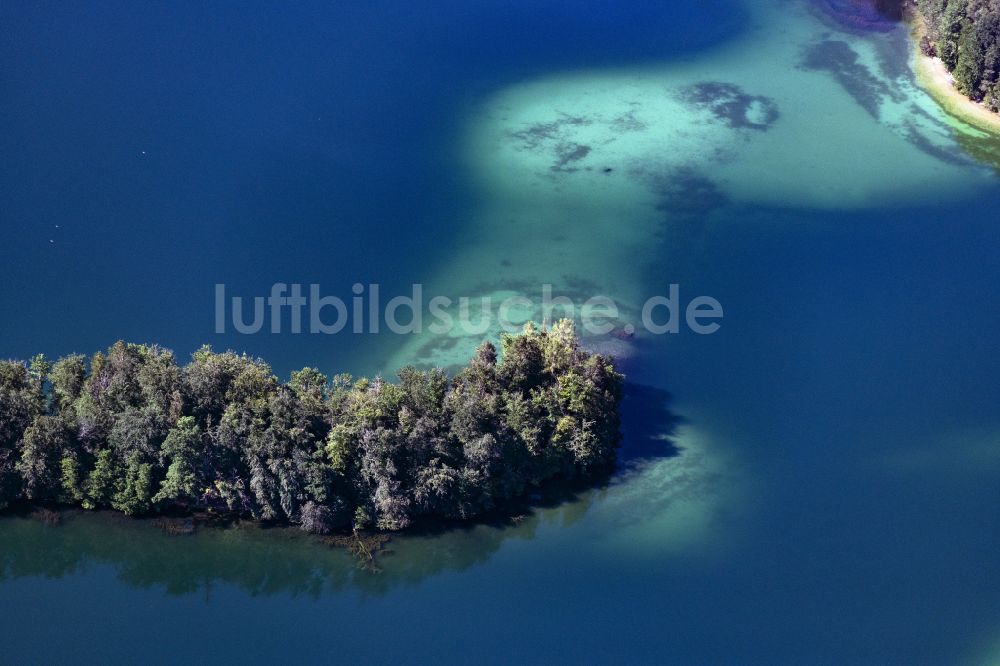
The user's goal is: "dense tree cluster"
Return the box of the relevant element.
[0,321,623,532]
[918,0,1000,110]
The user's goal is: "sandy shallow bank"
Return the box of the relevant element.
[909,12,1000,135]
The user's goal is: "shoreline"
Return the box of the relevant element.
[2,466,618,571]
[907,9,1000,136]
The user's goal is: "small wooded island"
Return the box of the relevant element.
[0,321,623,534]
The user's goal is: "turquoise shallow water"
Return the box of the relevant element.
[2,0,1000,663]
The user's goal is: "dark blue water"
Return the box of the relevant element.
[0,0,745,376]
[3,2,1000,664]
[638,202,1000,662]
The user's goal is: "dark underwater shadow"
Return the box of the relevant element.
[617,382,684,467]
[0,382,682,599]
[810,0,903,33]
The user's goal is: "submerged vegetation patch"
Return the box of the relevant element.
[610,107,649,133]
[800,39,902,119]
[508,113,594,151]
[677,82,780,131]
[802,36,983,168]
[653,167,729,218]
[952,123,1000,173]
[627,163,729,219]
[507,114,603,173]
[901,115,974,165]
[552,142,592,172]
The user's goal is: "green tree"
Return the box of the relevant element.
[955,19,984,97]
[0,361,42,507]
[59,453,85,504]
[84,449,119,509]
[113,454,155,515]
[49,354,87,414]
[154,416,203,506]
[938,0,970,71]
[17,415,73,500]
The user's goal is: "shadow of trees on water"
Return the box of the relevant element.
[0,382,682,598]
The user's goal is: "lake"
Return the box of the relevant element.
[1,0,999,663]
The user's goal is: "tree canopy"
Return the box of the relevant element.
[919,0,1000,110]
[0,321,623,532]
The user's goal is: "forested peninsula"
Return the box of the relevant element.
[0,321,623,534]
[916,0,1000,110]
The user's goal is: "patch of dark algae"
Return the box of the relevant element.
[677,82,780,131]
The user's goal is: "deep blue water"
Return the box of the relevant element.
[3,1,1000,664]
[1,0,745,376]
